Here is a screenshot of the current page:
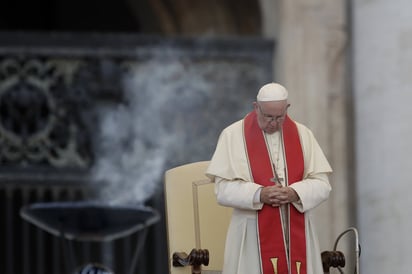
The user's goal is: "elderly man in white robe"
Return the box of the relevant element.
[206,83,332,274]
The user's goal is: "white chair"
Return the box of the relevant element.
[164,161,232,274]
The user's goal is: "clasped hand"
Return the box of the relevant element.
[260,185,299,207]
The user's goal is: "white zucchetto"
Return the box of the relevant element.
[256,83,288,102]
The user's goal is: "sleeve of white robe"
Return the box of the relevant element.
[289,122,332,212]
[214,177,264,210]
[290,173,331,212]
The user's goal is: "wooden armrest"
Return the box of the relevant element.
[172,249,209,274]
[321,250,345,273]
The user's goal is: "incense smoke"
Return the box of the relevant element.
[91,59,212,205]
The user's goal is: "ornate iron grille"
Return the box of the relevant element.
[0,57,93,168]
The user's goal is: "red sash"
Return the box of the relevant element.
[243,111,306,274]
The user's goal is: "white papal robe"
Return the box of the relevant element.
[206,117,332,274]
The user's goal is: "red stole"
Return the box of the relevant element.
[243,111,306,274]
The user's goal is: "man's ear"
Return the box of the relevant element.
[253,101,258,110]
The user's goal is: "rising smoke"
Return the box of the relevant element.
[91,58,212,205]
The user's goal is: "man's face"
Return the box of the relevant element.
[254,100,290,134]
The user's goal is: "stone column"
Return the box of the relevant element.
[262,0,354,264]
[353,1,412,273]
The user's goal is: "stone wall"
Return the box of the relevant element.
[353,1,412,273]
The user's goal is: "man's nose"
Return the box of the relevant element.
[269,119,278,125]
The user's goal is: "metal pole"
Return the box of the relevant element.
[333,227,360,274]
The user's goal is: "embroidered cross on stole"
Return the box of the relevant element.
[243,111,307,274]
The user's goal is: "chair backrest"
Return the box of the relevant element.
[164,161,232,274]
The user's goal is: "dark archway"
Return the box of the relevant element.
[0,0,261,36]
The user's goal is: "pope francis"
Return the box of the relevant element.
[206,83,332,274]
